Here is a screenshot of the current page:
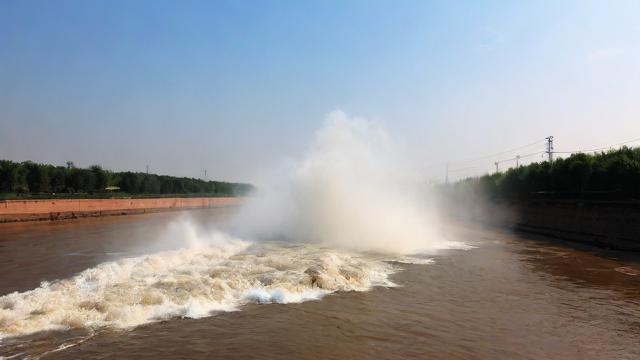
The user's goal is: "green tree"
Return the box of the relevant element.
[90,165,108,192]
[10,164,29,193]
[68,168,96,193]
[118,172,142,193]
[0,160,15,192]
[0,158,253,197]
[141,175,161,194]
[49,166,67,193]
[25,162,50,193]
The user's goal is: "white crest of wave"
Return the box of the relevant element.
[234,110,462,254]
[0,220,396,339]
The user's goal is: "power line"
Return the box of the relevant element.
[440,134,640,184]
[445,139,547,180]
[553,137,640,154]
[446,149,547,180]
[446,135,640,181]
[448,138,547,166]
[495,151,546,165]
[447,141,547,174]
[428,137,546,177]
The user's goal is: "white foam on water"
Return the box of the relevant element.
[0,233,399,339]
[389,256,435,265]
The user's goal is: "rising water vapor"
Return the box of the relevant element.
[233,110,457,253]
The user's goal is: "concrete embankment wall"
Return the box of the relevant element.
[0,197,241,223]
[458,199,640,251]
[511,200,640,251]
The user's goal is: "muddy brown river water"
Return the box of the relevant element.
[1,208,639,359]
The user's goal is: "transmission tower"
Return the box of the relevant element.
[545,136,554,162]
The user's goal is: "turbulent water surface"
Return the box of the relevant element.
[1,208,640,359]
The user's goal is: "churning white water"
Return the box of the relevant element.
[0,220,399,338]
[0,111,469,339]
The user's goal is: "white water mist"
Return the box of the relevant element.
[233,110,455,254]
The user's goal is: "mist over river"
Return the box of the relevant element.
[1,208,640,359]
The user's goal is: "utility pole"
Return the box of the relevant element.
[494,161,499,173]
[516,155,521,167]
[445,163,449,184]
[546,136,554,162]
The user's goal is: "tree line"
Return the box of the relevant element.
[0,160,253,198]
[445,146,640,201]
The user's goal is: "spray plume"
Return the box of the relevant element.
[233,110,457,254]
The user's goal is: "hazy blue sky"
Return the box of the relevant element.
[2,0,639,182]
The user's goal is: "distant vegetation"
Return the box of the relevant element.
[0,160,253,200]
[446,146,640,201]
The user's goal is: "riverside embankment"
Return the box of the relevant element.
[512,200,640,251]
[452,199,640,251]
[0,197,241,223]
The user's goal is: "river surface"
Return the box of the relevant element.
[1,209,640,359]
